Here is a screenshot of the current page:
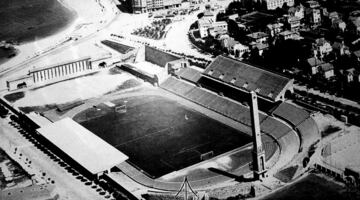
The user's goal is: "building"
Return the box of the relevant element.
[198,18,213,38]
[346,68,360,83]
[201,55,294,102]
[6,57,95,91]
[264,0,294,10]
[132,0,181,13]
[232,43,250,58]
[6,75,34,91]
[307,57,334,79]
[37,118,129,178]
[198,19,227,38]
[313,38,332,58]
[304,1,321,25]
[279,30,302,40]
[287,16,301,31]
[208,21,228,37]
[246,32,268,44]
[266,23,284,37]
[219,35,238,51]
[319,63,334,79]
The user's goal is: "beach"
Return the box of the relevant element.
[0,0,117,79]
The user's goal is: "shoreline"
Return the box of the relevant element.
[0,0,117,77]
[0,0,79,67]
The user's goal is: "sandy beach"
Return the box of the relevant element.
[0,0,118,82]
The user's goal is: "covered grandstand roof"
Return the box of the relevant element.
[29,57,91,73]
[37,118,128,174]
[145,46,181,68]
[202,56,292,101]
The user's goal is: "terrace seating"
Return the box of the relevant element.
[272,102,310,127]
[295,118,320,148]
[161,77,295,141]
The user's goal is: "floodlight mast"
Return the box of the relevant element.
[249,91,267,180]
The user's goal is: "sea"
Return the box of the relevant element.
[0,0,75,64]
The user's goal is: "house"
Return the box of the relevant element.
[332,40,349,56]
[279,30,302,40]
[198,18,213,38]
[346,68,360,82]
[307,57,334,79]
[319,62,334,79]
[288,16,301,31]
[232,43,249,58]
[314,38,332,58]
[250,42,269,56]
[304,1,321,25]
[218,35,238,51]
[208,21,228,37]
[267,23,284,37]
[307,57,325,75]
[246,32,268,44]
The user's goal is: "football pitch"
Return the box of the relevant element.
[73,95,252,178]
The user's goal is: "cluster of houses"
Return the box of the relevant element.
[193,0,360,84]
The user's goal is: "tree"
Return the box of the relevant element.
[227,19,239,38]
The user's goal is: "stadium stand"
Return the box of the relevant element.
[272,102,310,127]
[202,56,293,102]
[145,46,181,68]
[101,40,134,54]
[161,77,293,140]
[175,67,202,83]
[260,117,292,139]
[295,117,319,148]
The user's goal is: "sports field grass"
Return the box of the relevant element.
[74,95,252,178]
[0,0,75,43]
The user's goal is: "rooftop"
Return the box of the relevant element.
[320,63,334,72]
[7,74,33,82]
[246,32,268,39]
[307,57,325,67]
[37,118,128,174]
[29,57,91,74]
[202,56,292,101]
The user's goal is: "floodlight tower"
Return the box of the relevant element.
[249,91,267,180]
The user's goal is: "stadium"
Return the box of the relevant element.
[1,42,320,196]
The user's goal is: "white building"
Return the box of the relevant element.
[232,43,250,58]
[264,0,294,10]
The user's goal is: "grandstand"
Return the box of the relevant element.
[160,77,293,140]
[272,103,310,127]
[201,56,294,102]
[272,102,319,148]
